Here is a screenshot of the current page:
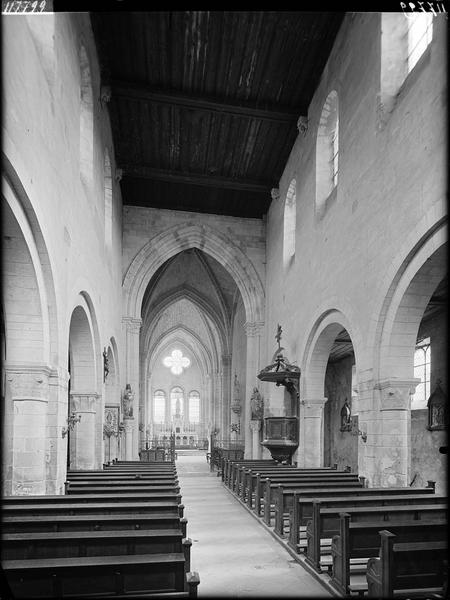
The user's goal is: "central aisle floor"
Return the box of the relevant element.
[176,452,332,598]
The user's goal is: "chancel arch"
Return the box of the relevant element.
[123,222,265,324]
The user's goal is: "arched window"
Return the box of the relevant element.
[411,337,431,409]
[79,44,93,187]
[283,179,296,264]
[153,390,166,422]
[188,391,200,423]
[170,387,184,419]
[104,149,113,250]
[379,13,434,128]
[407,12,433,73]
[316,90,339,216]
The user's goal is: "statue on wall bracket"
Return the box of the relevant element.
[122,383,134,419]
[250,387,264,420]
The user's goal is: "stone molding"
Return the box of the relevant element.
[69,392,99,413]
[249,419,262,432]
[374,378,420,411]
[5,364,53,399]
[302,397,327,418]
[244,321,265,337]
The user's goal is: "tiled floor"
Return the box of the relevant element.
[176,452,332,598]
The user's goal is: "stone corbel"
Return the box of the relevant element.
[115,168,123,182]
[375,378,420,411]
[297,115,308,135]
[270,188,280,202]
[100,85,112,107]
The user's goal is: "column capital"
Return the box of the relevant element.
[244,321,265,337]
[4,364,52,399]
[249,419,262,432]
[374,378,420,411]
[302,397,327,418]
[70,392,99,413]
[122,316,142,333]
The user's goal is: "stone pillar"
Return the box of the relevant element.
[49,367,71,494]
[244,321,264,458]
[69,393,98,470]
[372,378,419,487]
[299,397,327,467]
[122,316,142,460]
[124,420,134,460]
[222,354,232,439]
[4,365,52,496]
[249,419,262,458]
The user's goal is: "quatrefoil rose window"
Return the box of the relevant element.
[163,349,191,375]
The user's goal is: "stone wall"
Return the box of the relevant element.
[264,13,447,481]
[2,13,123,493]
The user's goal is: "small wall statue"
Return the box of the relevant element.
[250,387,264,420]
[122,383,134,419]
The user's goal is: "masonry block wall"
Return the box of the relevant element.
[265,13,447,485]
[2,14,123,493]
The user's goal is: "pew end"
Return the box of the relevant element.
[186,571,200,597]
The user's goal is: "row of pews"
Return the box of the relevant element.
[1,460,200,598]
[223,458,448,598]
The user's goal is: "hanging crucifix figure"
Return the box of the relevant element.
[275,324,282,348]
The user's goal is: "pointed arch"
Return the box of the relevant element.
[123,223,265,324]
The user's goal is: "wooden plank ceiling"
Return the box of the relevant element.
[91,11,344,218]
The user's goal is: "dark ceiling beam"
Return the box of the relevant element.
[111,80,304,123]
[120,163,272,194]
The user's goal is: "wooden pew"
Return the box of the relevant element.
[223,459,278,486]
[67,471,178,478]
[366,530,447,599]
[2,513,188,536]
[2,553,200,598]
[2,529,190,561]
[252,469,357,514]
[3,492,182,506]
[65,482,180,495]
[287,485,437,552]
[236,465,347,501]
[331,513,448,596]
[262,478,364,525]
[306,502,448,573]
[3,500,185,518]
[226,460,286,490]
[242,466,351,507]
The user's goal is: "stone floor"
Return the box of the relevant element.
[176,451,332,598]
